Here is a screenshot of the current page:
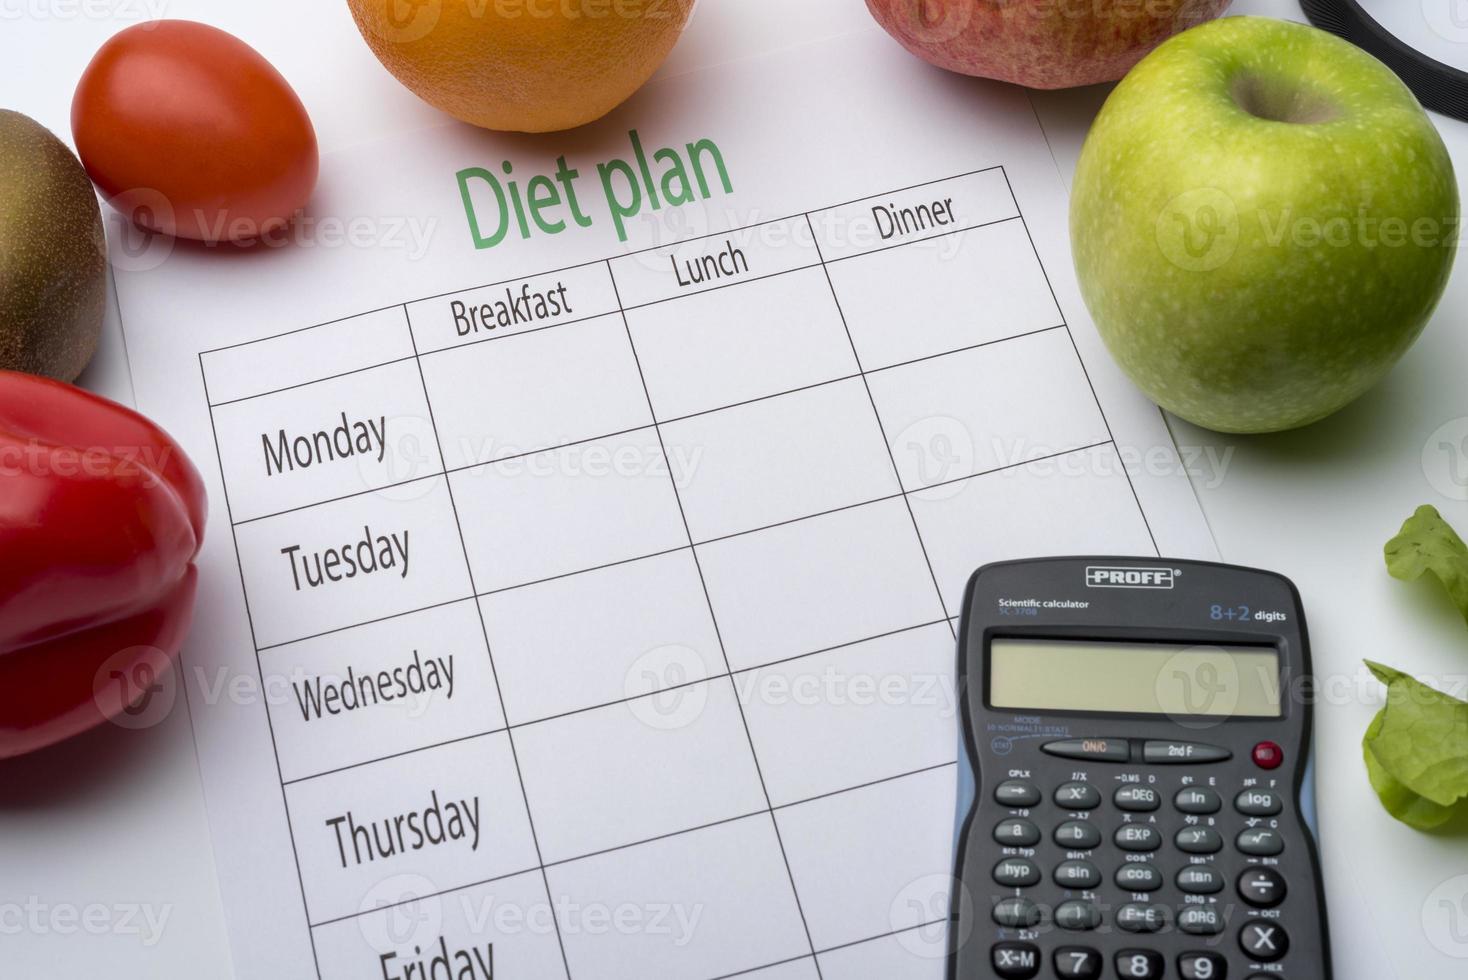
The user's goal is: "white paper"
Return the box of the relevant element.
[112,31,1216,980]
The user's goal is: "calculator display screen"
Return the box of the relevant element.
[989,638,1283,718]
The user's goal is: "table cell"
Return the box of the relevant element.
[545,816,810,980]
[210,358,443,524]
[284,733,539,926]
[419,313,651,471]
[202,307,415,406]
[450,428,689,593]
[624,266,858,421]
[261,601,503,783]
[407,263,620,355]
[516,681,766,864]
[738,623,957,807]
[608,216,820,308]
[661,378,898,542]
[818,929,948,979]
[480,550,723,726]
[865,327,1109,493]
[824,218,1061,370]
[738,961,822,980]
[696,498,947,672]
[313,869,567,980]
[233,476,472,649]
[909,443,1154,613]
[808,167,1017,262]
[775,766,955,952]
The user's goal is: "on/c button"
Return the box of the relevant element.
[1041,738,1132,762]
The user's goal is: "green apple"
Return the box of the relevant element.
[1071,16,1458,433]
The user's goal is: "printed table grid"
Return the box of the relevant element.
[224,321,1073,530]
[198,165,1160,980]
[602,258,826,974]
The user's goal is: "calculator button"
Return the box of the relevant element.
[993,897,1043,929]
[1176,827,1224,854]
[1236,828,1284,856]
[1055,820,1102,850]
[995,818,1041,847]
[1238,867,1287,908]
[1115,785,1161,812]
[1235,789,1283,816]
[1177,865,1226,894]
[1239,922,1289,961]
[1251,741,1284,770]
[1055,860,1103,890]
[1179,952,1229,979]
[1178,905,1226,936]
[996,780,1042,807]
[1043,738,1131,763]
[1055,782,1103,810]
[1116,904,1168,933]
[992,941,1042,979]
[1054,946,1103,980]
[1115,863,1164,892]
[1114,823,1162,852]
[1056,900,1102,931]
[1175,787,1222,814]
[1143,740,1232,764]
[993,858,1042,888]
[1115,949,1165,979]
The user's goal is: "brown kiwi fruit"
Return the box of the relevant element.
[0,110,105,382]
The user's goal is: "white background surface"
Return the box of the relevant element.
[1,1,1466,978]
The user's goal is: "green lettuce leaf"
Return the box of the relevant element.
[1384,505,1468,626]
[1362,661,1468,831]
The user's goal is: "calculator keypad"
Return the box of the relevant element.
[983,766,1302,980]
[1238,866,1287,908]
[1055,820,1102,850]
[1053,946,1102,979]
[1178,952,1227,979]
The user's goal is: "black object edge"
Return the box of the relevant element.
[1301,0,1468,121]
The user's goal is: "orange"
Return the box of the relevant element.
[346,0,694,133]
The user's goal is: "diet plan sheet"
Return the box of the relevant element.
[111,30,1215,980]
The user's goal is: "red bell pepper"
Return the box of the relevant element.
[0,370,205,758]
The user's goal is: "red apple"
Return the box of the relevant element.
[865,0,1233,89]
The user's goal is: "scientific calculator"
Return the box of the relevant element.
[950,557,1331,980]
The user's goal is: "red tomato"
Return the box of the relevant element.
[71,20,318,244]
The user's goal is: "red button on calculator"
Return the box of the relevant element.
[1252,741,1284,770]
